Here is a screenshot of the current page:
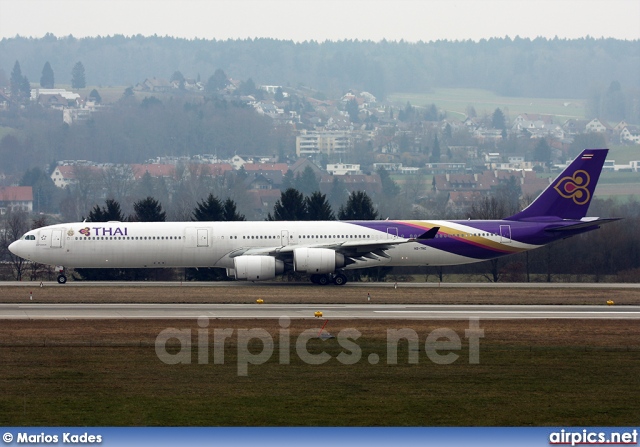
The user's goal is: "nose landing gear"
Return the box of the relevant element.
[55,265,67,284]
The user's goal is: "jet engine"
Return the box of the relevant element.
[233,255,284,281]
[293,247,345,274]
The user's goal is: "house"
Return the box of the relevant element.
[290,158,324,177]
[585,118,609,134]
[50,165,104,189]
[131,164,176,181]
[31,89,81,105]
[242,163,289,176]
[326,163,362,176]
[319,173,382,196]
[0,186,33,214]
[620,126,640,145]
[134,78,173,93]
[242,172,281,191]
[246,189,282,219]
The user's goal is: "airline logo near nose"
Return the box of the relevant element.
[553,170,590,205]
[78,226,129,237]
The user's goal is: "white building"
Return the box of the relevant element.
[326,163,362,175]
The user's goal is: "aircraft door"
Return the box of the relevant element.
[387,227,398,239]
[197,229,209,247]
[499,225,512,243]
[51,229,63,248]
[281,230,289,246]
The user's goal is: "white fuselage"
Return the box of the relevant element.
[9,220,539,273]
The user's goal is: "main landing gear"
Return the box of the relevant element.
[310,273,348,286]
[55,265,67,284]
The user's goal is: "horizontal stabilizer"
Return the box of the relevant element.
[545,218,621,232]
[415,227,440,240]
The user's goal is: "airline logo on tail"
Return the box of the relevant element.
[553,170,591,205]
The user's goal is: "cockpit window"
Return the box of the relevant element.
[23,234,36,241]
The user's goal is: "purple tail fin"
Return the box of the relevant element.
[507,149,608,221]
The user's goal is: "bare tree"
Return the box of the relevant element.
[468,196,507,282]
[0,211,30,280]
[102,165,135,214]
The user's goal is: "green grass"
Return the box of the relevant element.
[607,145,640,164]
[1,333,639,425]
[388,88,586,122]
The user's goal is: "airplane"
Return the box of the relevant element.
[9,149,618,286]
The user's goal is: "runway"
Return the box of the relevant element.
[0,303,639,319]
[3,281,640,288]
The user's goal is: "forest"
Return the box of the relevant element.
[1,35,638,100]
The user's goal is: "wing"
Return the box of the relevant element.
[227,227,439,265]
[545,218,621,232]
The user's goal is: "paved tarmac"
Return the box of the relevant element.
[0,303,638,320]
[2,281,640,288]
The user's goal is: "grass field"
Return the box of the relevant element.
[388,88,586,122]
[0,286,639,426]
[1,285,637,305]
[0,318,638,426]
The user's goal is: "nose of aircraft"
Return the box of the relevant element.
[8,240,22,257]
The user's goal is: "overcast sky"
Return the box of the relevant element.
[1,0,638,42]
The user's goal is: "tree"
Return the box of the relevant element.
[133,197,166,222]
[468,195,510,282]
[494,176,522,217]
[294,166,320,195]
[338,191,378,220]
[602,80,626,122]
[282,169,295,190]
[429,135,441,163]
[328,176,348,211]
[533,139,551,163]
[192,193,224,221]
[346,98,360,123]
[377,167,400,198]
[238,78,257,96]
[222,198,245,221]
[170,71,185,90]
[87,199,125,222]
[10,61,23,98]
[19,167,57,213]
[206,69,228,93]
[102,165,134,205]
[10,61,30,103]
[305,191,335,220]
[275,87,284,102]
[268,188,307,221]
[492,108,506,130]
[71,61,86,89]
[40,61,55,88]
[0,211,29,280]
[88,88,102,103]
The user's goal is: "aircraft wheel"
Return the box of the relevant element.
[57,274,67,284]
[310,274,321,284]
[317,275,329,286]
[333,273,348,286]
